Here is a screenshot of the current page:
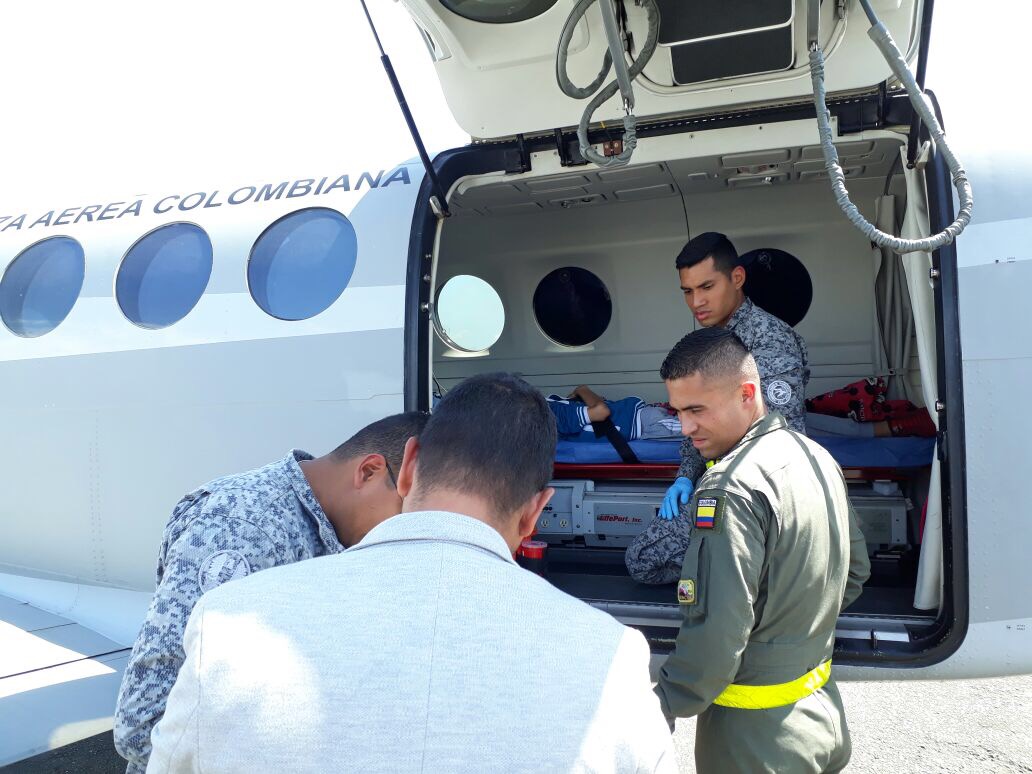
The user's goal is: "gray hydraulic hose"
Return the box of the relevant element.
[809,20,972,254]
[599,0,635,109]
[556,0,660,168]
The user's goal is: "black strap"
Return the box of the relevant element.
[592,417,640,464]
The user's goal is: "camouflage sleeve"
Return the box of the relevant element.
[760,366,808,434]
[113,511,282,772]
[625,508,694,585]
[676,436,706,482]
[146,596,206,774]
[624,440,704,585]
[752,326,809,434]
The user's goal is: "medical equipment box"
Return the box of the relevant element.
[537,480,666,547]
[851,493,909,548]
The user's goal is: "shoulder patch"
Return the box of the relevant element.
[198,550,251,592]
[766,379,793,407]
[677,579,697,605]
[695,496,720,529]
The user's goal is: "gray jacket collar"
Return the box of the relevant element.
[351,510,517,564]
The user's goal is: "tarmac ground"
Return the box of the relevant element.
[7,675,1032,773]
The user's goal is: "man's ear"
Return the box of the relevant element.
[395,436,419,500]
[517,487,555,540]
[741,380,759,405]
[731,265,747,291]
[353,453,387,489]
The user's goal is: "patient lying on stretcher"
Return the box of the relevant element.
[548,378,937,444]
[546,385,682,442]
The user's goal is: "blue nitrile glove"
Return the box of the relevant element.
[659,477,694,520]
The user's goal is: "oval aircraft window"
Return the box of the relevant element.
[116,223,213,329]
[0,236,85,338]
[440,0,559,24]
[533,267,612,347]
[248,208,358,321]
[434,275,505,353]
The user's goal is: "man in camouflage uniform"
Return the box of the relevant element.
[653,328,869,773]
[113,411,428,774]
[626,232,809,583]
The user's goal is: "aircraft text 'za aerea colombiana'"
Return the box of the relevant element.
[0,167,412,233]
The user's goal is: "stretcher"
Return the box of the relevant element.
[554,436,935,481]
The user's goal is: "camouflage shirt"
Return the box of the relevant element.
[625,297,810,584]
[113,450,344,773]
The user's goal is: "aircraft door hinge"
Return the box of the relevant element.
[554,128,587,167]
[908,140,931,170]
[504,133,532,175]
[429,196,448,220]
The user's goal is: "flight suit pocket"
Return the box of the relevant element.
[676,535,707,617]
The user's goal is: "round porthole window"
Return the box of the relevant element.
[247,207,358,321]
[0,236,85,338]
[440,0,559,24]
[533,266,612,347]
[116,223,213,329]
[434,275,505,353]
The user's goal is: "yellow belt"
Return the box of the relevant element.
[713,660,832,710]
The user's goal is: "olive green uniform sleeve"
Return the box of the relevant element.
[654,490,770,720]
[842,502,871,612]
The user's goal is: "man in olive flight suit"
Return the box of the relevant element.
[653,328,870,774]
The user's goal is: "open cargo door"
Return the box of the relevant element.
[398,0,924,141]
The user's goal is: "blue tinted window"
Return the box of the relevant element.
[0,237,85,337]
[116,223,213,329]
[248,208,358,321]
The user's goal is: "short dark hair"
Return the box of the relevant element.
[660,328,758,383]
[415,373,557,516]
[332,412,430,473]
[675,232,740,276]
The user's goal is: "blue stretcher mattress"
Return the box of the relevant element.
[555,435,935,468]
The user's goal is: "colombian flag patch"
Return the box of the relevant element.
[695,498,717,529]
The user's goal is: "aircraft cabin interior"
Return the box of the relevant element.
[427,128,948,654]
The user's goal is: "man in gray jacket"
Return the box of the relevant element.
[148,373,674,774]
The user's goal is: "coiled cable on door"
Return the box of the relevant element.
[808,0,972,254]
[556,0,661,168]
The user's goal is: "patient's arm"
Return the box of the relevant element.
[569,385,612,423]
